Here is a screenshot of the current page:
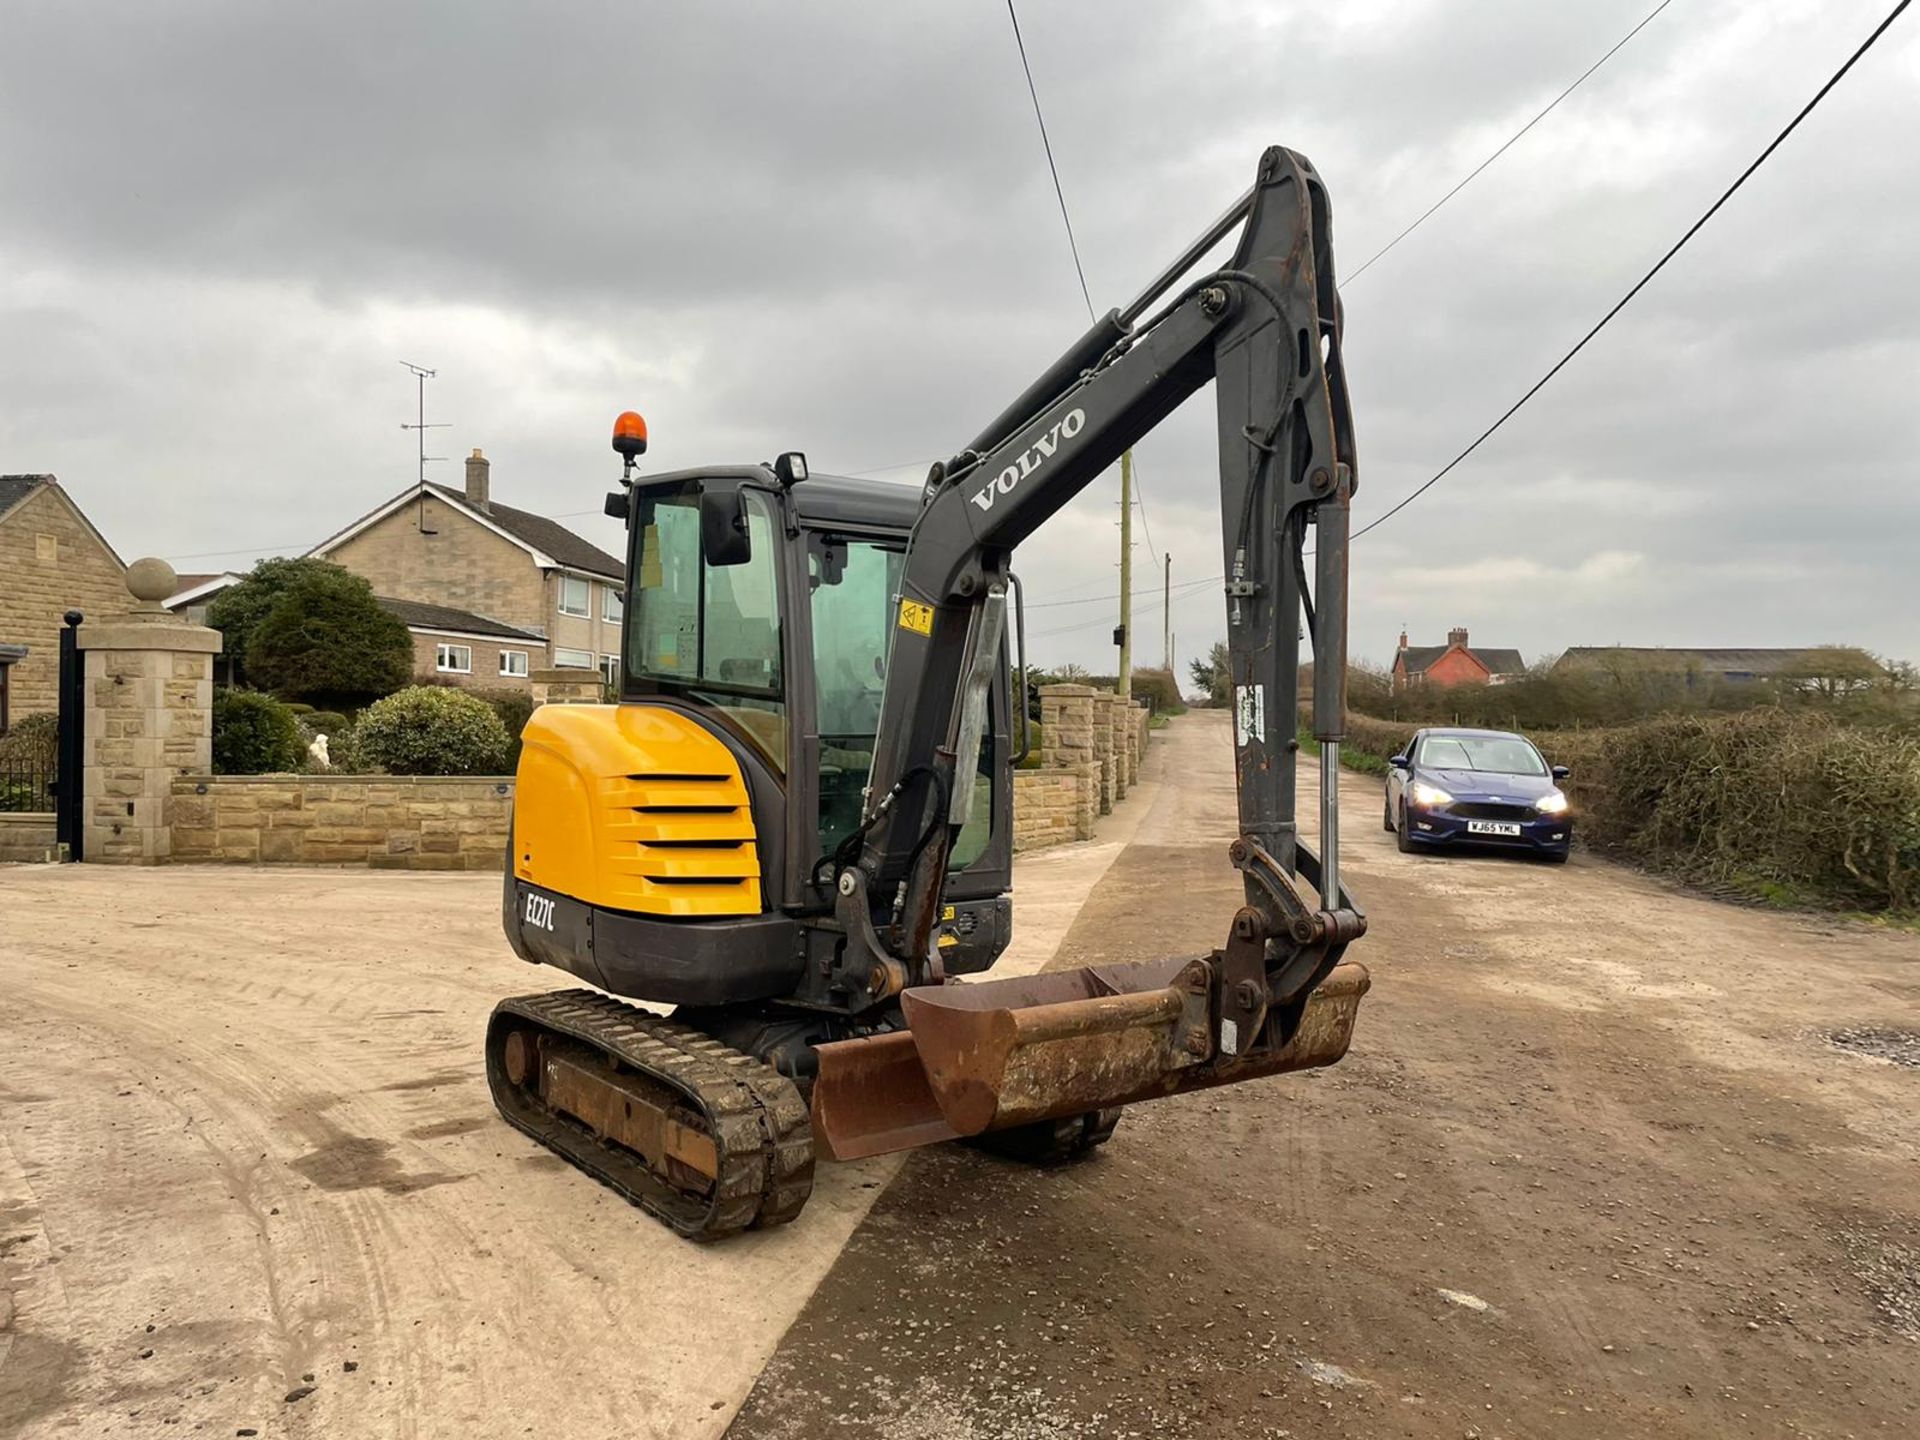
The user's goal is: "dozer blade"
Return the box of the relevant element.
[810,958,1369,1160]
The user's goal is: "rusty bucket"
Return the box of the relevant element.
[812,957,1369,1161]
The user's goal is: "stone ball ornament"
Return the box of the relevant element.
[126,557,179,605]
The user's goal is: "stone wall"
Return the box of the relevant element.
[170,775,513,869]
[1039,684,1153,819]
[0,813,55,863]
[1012,768,1098,853]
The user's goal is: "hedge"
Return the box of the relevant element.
[1590,709,1920,911]
[355,686,512,776]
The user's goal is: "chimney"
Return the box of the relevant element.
[465,448,491,512]
[1398,629,1409,652]
[1448,626,1469,648]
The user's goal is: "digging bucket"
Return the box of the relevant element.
[811,957,1369,1161]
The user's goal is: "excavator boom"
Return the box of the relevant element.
[811,145,1367,1158]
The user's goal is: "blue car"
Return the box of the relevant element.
[1383,727,1573,863]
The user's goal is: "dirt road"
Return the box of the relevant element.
[4,711,1917,1439]
[730,710,1920,1439]
[0,798,1152,1439]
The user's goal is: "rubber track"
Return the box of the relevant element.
[486,990,814,1242]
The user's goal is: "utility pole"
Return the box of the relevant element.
[1116,448,1132,699]
[1163,551,1172,674]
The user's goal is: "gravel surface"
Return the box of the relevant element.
[730,712,1920,1440]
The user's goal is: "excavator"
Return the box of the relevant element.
[486,146,1370,1240]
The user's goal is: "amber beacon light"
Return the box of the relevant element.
[612,411,649,459]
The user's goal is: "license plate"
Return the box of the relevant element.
[1467,820,1522,837]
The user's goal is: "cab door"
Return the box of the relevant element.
[789,526,1012,911]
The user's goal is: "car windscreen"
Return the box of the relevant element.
[1420,735,1546,776]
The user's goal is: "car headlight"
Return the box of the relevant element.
[1535,790,1569,815]
[1410,780,1453,807]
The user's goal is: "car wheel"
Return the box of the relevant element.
[1382,795,1395,832]
[1394,802,1415,854]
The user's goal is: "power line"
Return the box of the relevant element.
[1353,0,1912,542]
[1006,0,1095,321]
[1005,0,1160,578]
[1347,0,1678,283]
[1027,574,1218,610]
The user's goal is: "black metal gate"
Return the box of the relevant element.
[54,609,84,861]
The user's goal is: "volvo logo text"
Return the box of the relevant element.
[969,408,1085,514]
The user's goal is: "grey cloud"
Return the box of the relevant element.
[2,0,1915,674]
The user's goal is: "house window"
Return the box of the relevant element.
[436,643,472,674]
[553,647,594,669]
[559,575,591,617]
[603,585,624,623]
[598,654,618,686]
[499,650,529,678]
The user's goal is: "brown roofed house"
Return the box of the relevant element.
[0,475,128,732]
[1392,627,1526,691]
[307,450,625,692]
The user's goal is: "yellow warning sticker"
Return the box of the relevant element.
[897,598,934,636]
[941,904,956,921]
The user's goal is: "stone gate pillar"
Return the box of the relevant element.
[531,668,604,706]
[76,559,220,863]
[1094,691,1126,806]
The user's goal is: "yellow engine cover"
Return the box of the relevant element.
[513,703,763,918]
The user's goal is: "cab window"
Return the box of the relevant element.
[808,533,993,872]
[626,484,786,769]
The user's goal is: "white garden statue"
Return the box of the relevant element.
[308,733,331,770]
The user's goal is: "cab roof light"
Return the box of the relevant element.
[612,410,649,459]
[773,451,808,487]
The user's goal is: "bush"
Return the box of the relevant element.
[469,687,535,773]
[304,709,350,735]
[1016,719,1045,769]
[355,686,513,776]
[243,563,413,710]
[207,557,347,688]
[0,780,42,812]
[1588,709,1920,911]
[213,689,305,775]
[0,711,59,769]
[1128,667,1186,716]
[321,720,371,775]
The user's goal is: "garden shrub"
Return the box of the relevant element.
[243,563,413,709]
[469,687,535,772]
[212,689,305,775]
[0,711,59,769]
[1128,667,1186,716]
[355,686,512,776]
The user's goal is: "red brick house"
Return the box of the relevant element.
[1392,627,1525,690]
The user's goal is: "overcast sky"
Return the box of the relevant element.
[3,0,1915,674]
